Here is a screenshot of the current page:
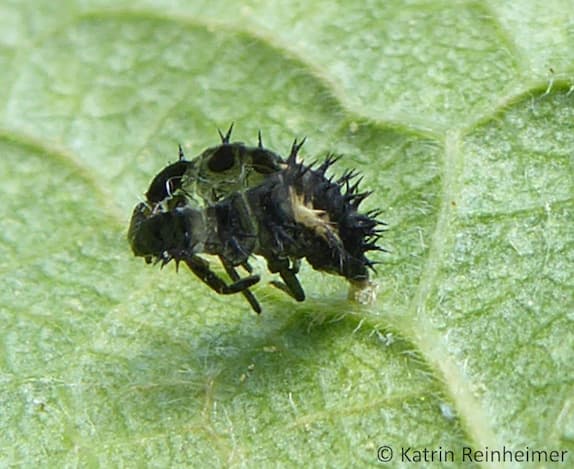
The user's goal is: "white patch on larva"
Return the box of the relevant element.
[348,279,378,305]
[289,187,340,243]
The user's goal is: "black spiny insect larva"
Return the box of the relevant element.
[128,136,385,313]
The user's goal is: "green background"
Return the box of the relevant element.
[1,0,573,467]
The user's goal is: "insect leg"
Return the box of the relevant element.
[291,258,301,274]
[267,258,305,302]
[220,256,262,314]
[241,260,254,273]
[184,255,260,295]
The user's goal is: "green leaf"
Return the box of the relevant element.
[1,1,573,466]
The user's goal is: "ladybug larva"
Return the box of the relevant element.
[129,134,385,314]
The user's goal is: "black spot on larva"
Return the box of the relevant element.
[251,148,285,174]
[207,145,236,172]
[145,160,192,204]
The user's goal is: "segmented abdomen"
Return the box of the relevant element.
[235,156,382,281]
